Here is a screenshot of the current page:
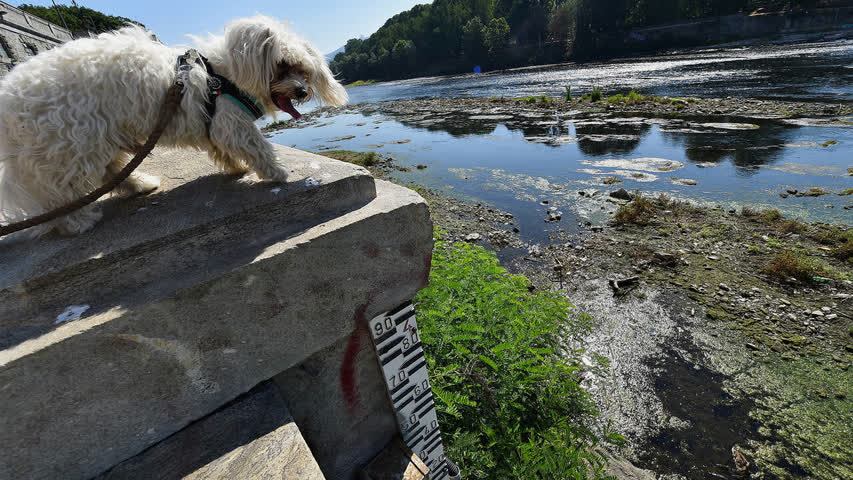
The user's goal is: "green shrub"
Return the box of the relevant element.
[564,86,572,102]
[590,87,603,102]
[759,209,783,224]
[762,251,830,283]
[415,236,618,479]
[613,195,656,225]
[834,241,853,262]
[812,227,852,245]
[778,219,806,234]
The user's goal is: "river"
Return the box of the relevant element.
[340,39,853,104]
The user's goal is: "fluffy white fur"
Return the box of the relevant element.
[0,16,347,237]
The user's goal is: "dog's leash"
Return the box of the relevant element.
[0,53,194,238]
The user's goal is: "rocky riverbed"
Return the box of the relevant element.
[295,95,852,479]
[313,148,852,480]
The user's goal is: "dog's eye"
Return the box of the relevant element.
[277,64,290,77]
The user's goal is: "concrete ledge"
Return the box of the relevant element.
[1,145,376,349]
[0,145,433,479]
[96,382,325,480]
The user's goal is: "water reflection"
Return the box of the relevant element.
[576,120,651,157]
[271,108,853,228]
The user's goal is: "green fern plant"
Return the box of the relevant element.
[414,233,619,479]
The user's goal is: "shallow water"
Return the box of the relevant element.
[341,40,853,104]
[271,108,852,243]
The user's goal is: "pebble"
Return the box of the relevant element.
[464,233,481,242]
[825,314,838,321]
[719,283,731,291]
[821,306,831,313]
[811,310,824,317]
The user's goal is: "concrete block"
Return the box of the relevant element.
[96,381,325,480]
[359,438,429,480]
[274,329,398,480]
[0,145,433,479]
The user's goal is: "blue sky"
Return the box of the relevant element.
[19,1,428,54]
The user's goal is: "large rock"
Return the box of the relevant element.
[0,145,433,479]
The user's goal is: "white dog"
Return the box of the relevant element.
[0,16,347,236]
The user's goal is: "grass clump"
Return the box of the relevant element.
[315,150,378,167]
[834,241,853,262]
[762,251,830,283]
[606,90,647,104]
[415,235,619,479]
[590,87,603,102]
[796,187,828,197]
[812,227,852,245]
[519,96,553,104]
[741,206,761,217]
[778,219,806,234]
[613,195,656,226]
[759,209,783,224]
[820,140,838,147]
[346,79,376,87]
[564,85,572,102]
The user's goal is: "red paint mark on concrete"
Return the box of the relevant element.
[340,303,368,416]
[400,243,416,257]
[421,252,433,288]
[363,243,380,258]
[340,329,362,416]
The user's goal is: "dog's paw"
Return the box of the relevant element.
[56,207,103,235]
[257,168,289,183]
[125,172,161,194]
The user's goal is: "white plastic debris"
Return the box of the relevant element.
[55,305,90,324]
[270,187,281,195]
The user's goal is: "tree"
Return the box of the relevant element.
[462,17,488,61]
[391,39,417,71]
[18,3,143,35]
[548,0,578,42]
[484,17,510,52]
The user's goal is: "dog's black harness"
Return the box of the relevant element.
[175,49,265,132]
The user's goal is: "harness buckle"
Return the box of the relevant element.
[175,49,203,87]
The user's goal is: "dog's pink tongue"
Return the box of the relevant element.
[276,97,302,120]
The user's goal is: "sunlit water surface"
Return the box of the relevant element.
[270,109,852,242]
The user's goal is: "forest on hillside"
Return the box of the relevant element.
[18,3,143,36]
[330,0,846,82]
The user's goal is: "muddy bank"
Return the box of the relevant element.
[507,192,851,479]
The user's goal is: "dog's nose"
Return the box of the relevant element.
[295,87,308,100]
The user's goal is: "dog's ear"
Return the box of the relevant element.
[221,18,281,96]
[308,46,348,107]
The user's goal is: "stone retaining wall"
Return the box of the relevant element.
[0,1,72,76]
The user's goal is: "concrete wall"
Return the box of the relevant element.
[0,1,72,76]
[0,145,434,479]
